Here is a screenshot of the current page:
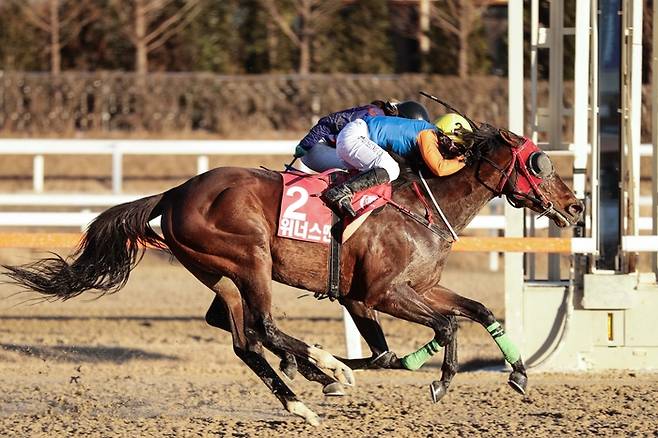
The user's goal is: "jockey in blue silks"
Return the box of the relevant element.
[323,113,471,217]
[295,101,431,172]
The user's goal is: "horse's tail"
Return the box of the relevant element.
[3,193,168,301]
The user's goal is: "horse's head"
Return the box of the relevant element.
[464,125,583,228]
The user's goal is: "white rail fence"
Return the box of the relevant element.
[0,139,298,194]
[0,139,654,231]
[0,139,654,194]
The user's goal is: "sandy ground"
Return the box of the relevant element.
[0,251,656,437]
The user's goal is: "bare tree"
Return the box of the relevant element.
[431,0,497,78]
[260,0,343,74]
[111,0,202,75]
[12,0,99,75]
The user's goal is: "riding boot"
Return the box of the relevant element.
[323,168,390,218]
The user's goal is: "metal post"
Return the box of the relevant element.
[653,0,658,280]
[33,155,44,193]
[197,155,209,175]
[112,149,123,194]
[528,0,539,281]
[342,308,362,359]
[573,0,591,201]
[590,0,600,266]
[547,0,564,280]
[505,0,525,345]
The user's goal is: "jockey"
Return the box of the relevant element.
[323,112,472,217]
[295,101,431,172]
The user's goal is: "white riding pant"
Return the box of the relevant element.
[335,119,400,181]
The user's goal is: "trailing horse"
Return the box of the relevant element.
[3,124,582,425]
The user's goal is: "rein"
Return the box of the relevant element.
[380,170,461,243]
[385,195,455,243]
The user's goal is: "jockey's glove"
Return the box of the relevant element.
[294,145,308,158]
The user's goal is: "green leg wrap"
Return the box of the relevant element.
[487,321,521,364]
[400,339,442,371]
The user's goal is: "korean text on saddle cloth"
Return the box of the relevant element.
[277,172,391,244]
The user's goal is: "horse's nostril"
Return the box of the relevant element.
[567,202,584,217]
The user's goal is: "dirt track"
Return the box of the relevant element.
[0,251,656,437]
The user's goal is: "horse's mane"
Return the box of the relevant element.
[460,123,503,162]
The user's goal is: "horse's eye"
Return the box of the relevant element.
[527,152,553,177]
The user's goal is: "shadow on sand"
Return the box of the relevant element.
[1,343,178,364]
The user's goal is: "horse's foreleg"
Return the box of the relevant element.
[336,298,403,370]
[429,316,458,403]
[366,283,458,402]
[377,282,527,396]
[429,287,527,395]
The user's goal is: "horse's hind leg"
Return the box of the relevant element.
[236,264,355,387]
[206,295,296,381]
[188,273,321,425]
[205,283,345,396]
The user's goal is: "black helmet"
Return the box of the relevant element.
[396,101,431,122]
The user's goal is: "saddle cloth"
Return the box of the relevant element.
[277,170,392,244]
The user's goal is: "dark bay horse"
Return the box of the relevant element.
[3,125,582,425]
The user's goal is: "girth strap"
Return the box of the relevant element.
[323,172,342,301]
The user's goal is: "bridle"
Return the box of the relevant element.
[476,135,556,218]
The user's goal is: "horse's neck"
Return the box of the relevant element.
[424,164,496,233]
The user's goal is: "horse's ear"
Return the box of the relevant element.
[499,129,523,147]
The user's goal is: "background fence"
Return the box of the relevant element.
[1,72,653,139]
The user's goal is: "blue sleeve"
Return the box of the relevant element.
[298,105,384,150]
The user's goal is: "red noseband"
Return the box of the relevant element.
[495,138,552,207]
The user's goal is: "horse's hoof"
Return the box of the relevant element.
[287,401,321,426]
[429,380,448,403]
[280,361,297,381]
[368,351,403,369]
[330,361,355,387]
[508,370,528,395]
[322,382,345,397]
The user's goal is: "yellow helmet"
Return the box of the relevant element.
[435,113,472,144]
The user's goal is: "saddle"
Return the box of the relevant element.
[277,169,391,244]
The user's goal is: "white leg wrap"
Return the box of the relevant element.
[286,401,321,426]
[307,346,355,386]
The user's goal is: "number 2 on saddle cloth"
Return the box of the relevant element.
[277,169,392,245]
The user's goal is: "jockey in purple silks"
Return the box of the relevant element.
[295,101,431,172]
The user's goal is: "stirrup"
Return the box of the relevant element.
[338,197,357,218]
